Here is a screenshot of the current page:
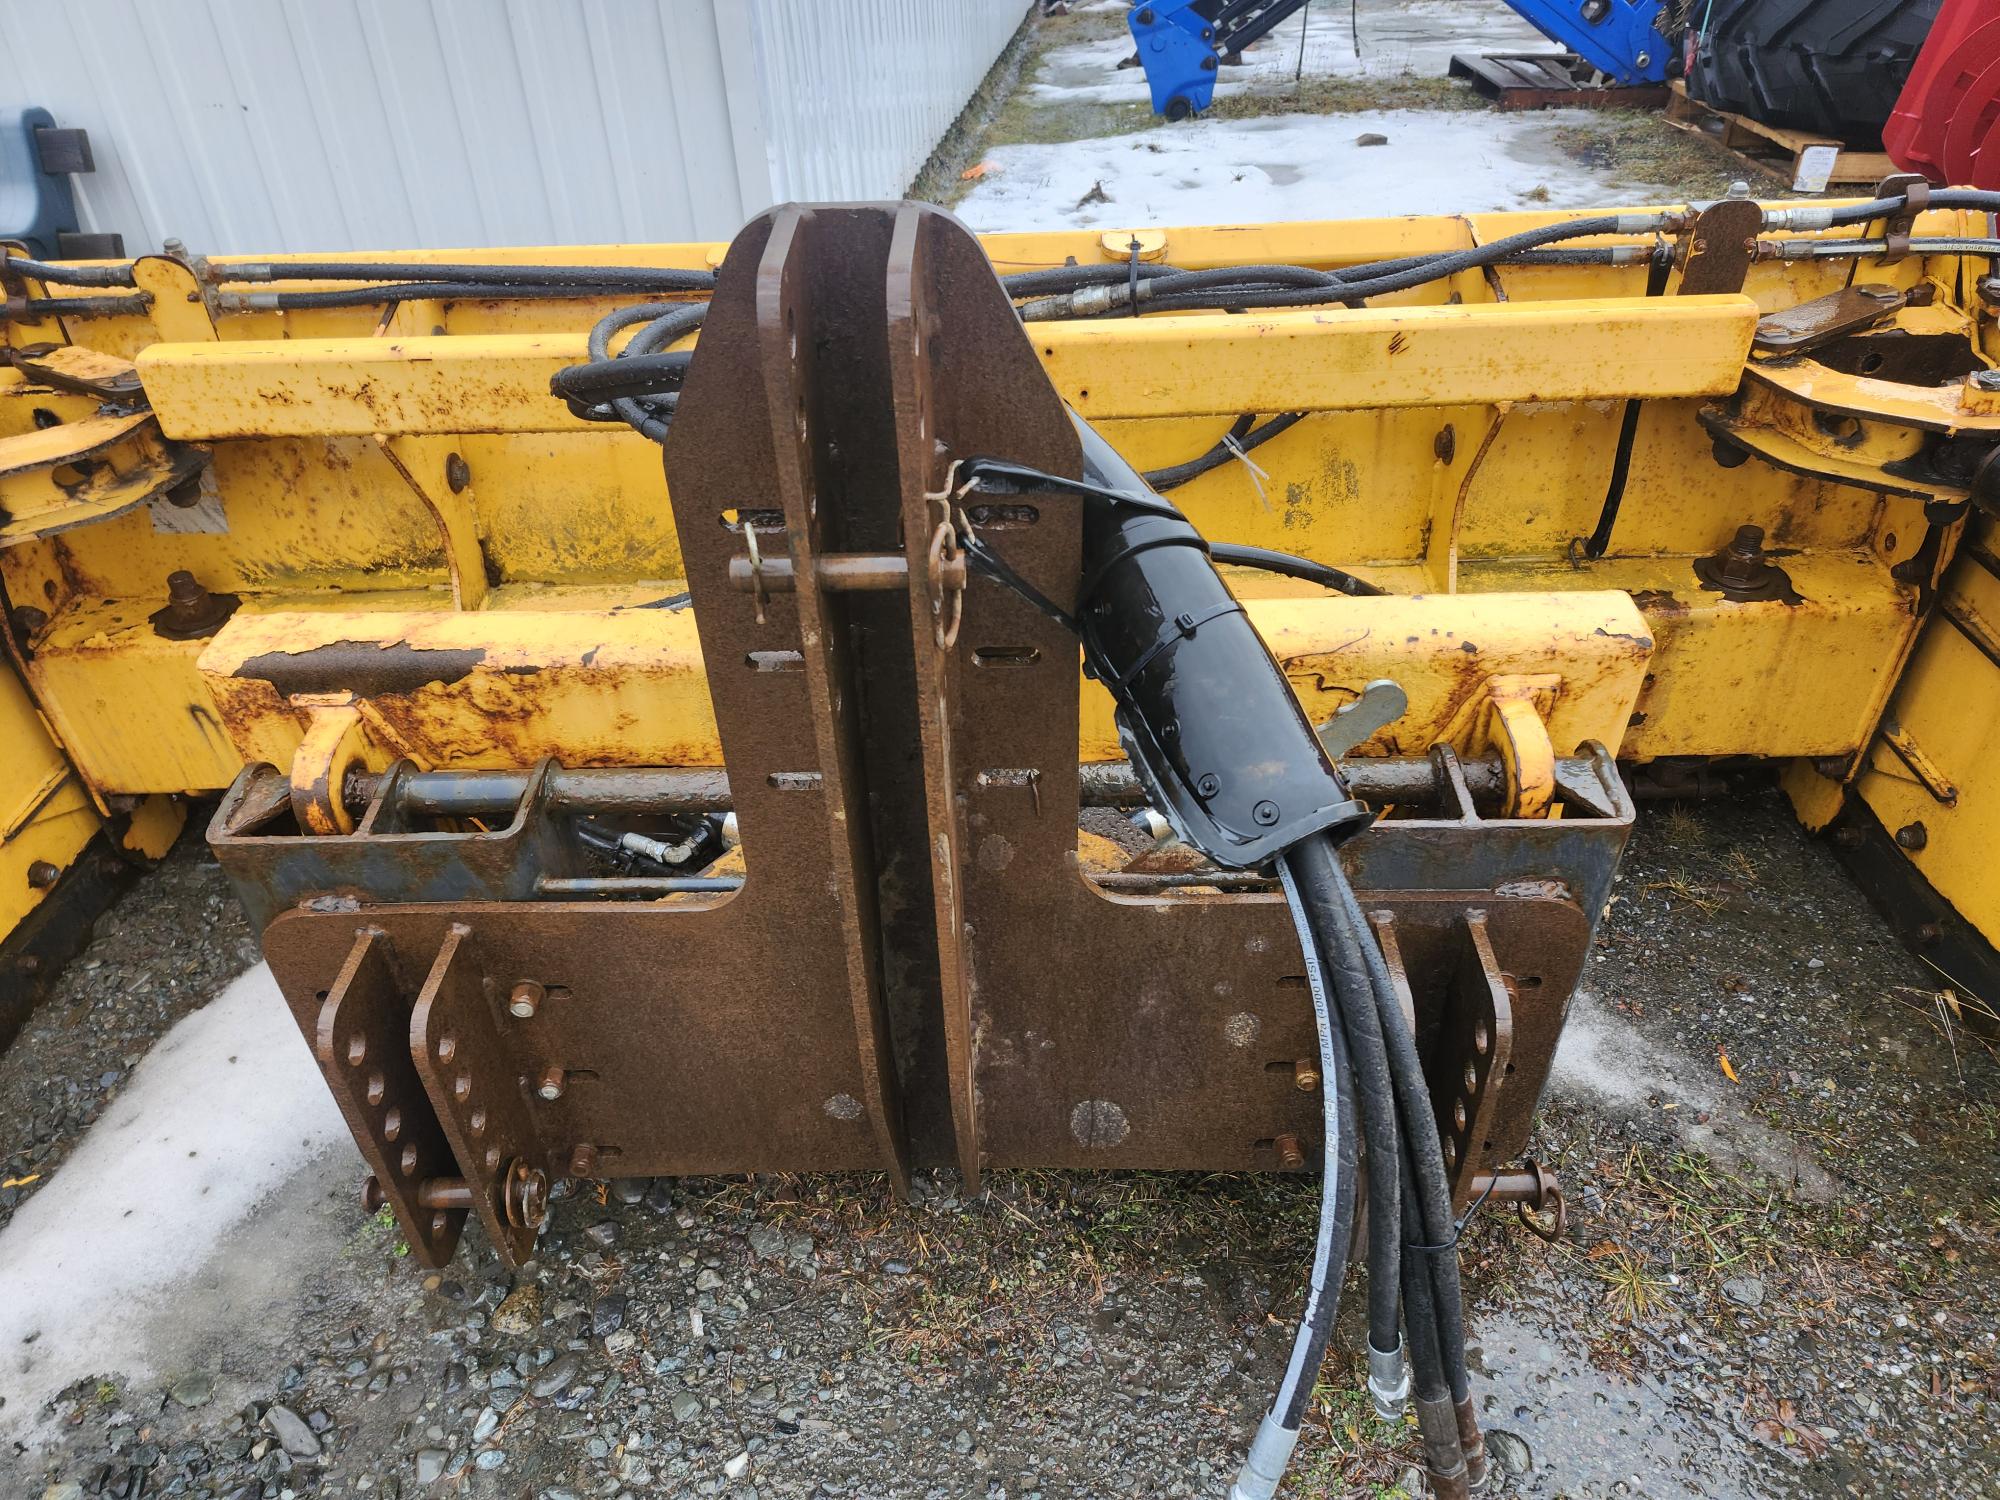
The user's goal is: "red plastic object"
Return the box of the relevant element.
[1885,0,2000,188]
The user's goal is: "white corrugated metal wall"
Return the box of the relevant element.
[0,0,1029,254]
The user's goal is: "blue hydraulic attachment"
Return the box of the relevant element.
[1126,0,1308,120]
[1498,0,1670,85]
[1127,0,1669,119]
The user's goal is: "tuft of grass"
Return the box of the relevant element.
[1593,1245,1674,1322]
[1642,868,1725,915]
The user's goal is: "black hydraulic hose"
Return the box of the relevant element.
[1144,411,1305,490]
[997,262,1186,296]
[1329,864,1475,1426]
[549,351,692,402]
[1822,188,2000,227]
[1,255,135,287]
[1132,215,1633,315]
[1230,851,1358,1500]
[225,260,716,290]
[257,279,700,310]
[1285,836,1403,1389]
[567,300,709,440]
[16,294,153,319]
[1208,542,1384,598]
[1303,855,1474,1490]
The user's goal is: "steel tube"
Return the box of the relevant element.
[344,756,1571,821]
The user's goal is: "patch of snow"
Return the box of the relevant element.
[0,964,352,1438]
[956,109,1669,232]
[1032,0,1556,107]
[1552,990,1837,1201]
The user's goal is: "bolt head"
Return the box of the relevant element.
[1195,773,1221,798]
[1973,369,2000,392]
[1252,799,1280,826]
[508,979,545,1019]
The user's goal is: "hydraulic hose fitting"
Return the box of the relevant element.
[1763,204,1834,232]
[1227,1414,1301,1500]
[1066,417,1373,868]
[1456,1394,1491,1490]
[1416,1393,1471,1500]
[1367,1335,1412,1420]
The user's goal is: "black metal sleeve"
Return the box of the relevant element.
[1064,415,1372,868]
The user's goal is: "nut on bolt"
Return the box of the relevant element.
[1274,1133,1306,1170]
[1293,1058,1321,1093]
[536,1065,567,1101]
[25,859,61,890]
[503,1157,550,1230]
[507,979,546,1019]
[148,570,240,641]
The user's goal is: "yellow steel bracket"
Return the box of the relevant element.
[285,693,422,835]
[374,435,488,611]
[0,409,208,546]
[289,699,370,836]
[1442,673,1562,818]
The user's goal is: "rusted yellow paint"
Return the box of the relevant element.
[1083,591,1650,762]
[191,591,1648,778]
[0,661,100,939]
[1852,528,2000,941]
[10,199,1999,969]
[121,794,187,860]
[137,295,1755,439]
[1042,296,1756,420]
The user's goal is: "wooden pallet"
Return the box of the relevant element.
[1447,52,1668,112]
[1663,81,1895,189]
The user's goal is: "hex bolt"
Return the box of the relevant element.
[444,452,471,493]
[536,1065,567,1101]
[1895,821,1928,851]
[1973,370,2000,393]
[1293,1058,1321,1093]
[507,979,546,1019]
[149,570,239,641]
[568,1142,600,1177]
[25,859,60,890]
[1196,772,1221,798]
[1252,800,1280,826]
[1274,1134,1306,1170]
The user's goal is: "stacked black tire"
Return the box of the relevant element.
[1687,0,1943,146]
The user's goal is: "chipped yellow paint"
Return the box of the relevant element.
[0,662,100,940]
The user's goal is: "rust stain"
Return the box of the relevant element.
[233,639,488,698]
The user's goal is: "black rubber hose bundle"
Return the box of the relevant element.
[1283,836,1403,1386]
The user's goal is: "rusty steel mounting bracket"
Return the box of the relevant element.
[211,204,1635,1268]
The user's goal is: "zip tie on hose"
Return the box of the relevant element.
[1219,431,1273,512]
[1403,1173,1500,1257]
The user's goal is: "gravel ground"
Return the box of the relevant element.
[3,787,1996,1500]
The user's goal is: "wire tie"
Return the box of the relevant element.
[1221,431,1273,512]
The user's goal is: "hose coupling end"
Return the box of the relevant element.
[1227,1414,1299,1500]
[1367,1337,1411,1420]
[1614,212,1668,235]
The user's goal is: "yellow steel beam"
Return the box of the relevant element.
[186,591,1648,782]
[138,294,1756,439]
[138,334,595,439]
[1044,296,1758,419]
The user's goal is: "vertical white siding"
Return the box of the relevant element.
[747,0,1028,202]
[0,0,1028,253]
